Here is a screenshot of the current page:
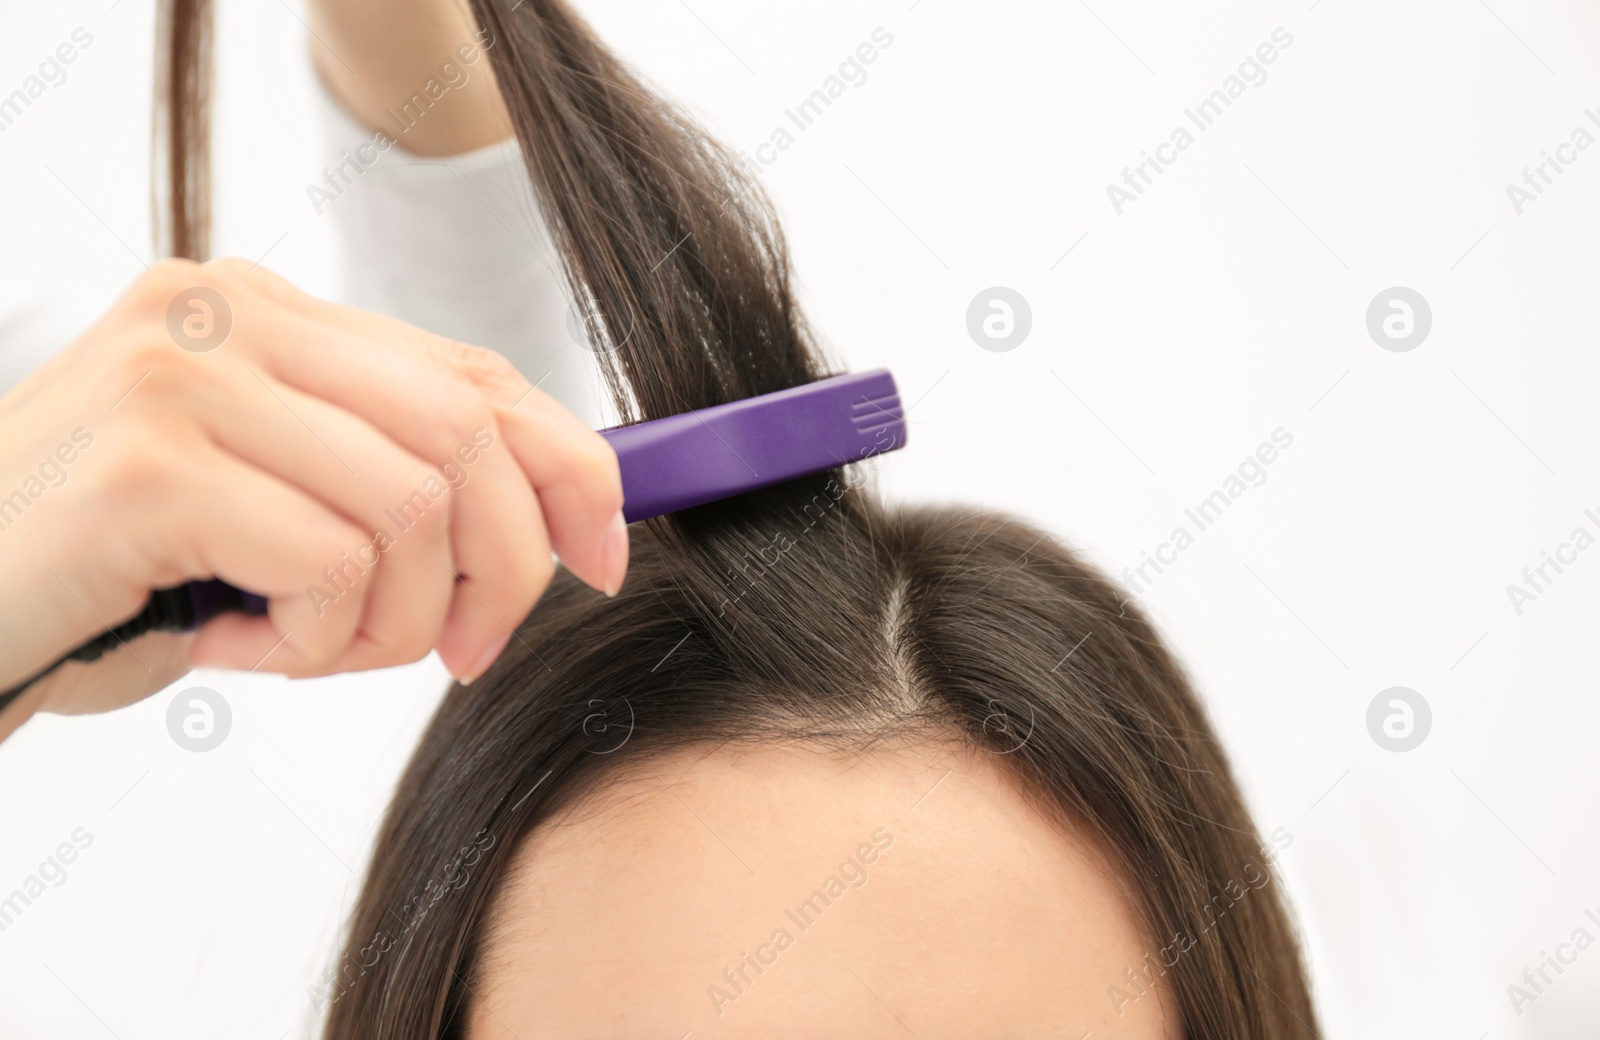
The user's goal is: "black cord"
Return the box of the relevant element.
[0,652,77,717]
[0,587,201,718]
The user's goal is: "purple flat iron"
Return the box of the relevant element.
[68,370,906,652]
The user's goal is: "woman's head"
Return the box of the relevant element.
[138,0,1320,1034]
[318,493,1317,1037]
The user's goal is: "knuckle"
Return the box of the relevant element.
[431,396,498,472]
[438,340,523,395]
[310,515,364,563]
[393,466,454,538]
[198,256,276,297]
[120,261,239,357]
[199,256,253,278]
[93,435,181,509]
[135,330,191,370]
[124,342,210,400]
[123,259,201,314]
[147,256,204,286]
[441,382,495,439]
[371,467,453,559]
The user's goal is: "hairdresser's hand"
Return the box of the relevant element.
[0,258,626,731]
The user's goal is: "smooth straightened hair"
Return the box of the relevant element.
[154,2,1319,1036]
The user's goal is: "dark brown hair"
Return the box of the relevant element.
[153,0,212,261]
[155,2,1319,1036]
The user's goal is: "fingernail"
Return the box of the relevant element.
[462,633,511,685]
[601,508,629,598]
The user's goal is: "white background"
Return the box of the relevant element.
[2,0,1599,1036]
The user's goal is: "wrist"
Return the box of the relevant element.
[307,1,512,157]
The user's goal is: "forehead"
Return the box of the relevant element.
[468,743,1172,1040]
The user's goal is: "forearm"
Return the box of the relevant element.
[306,0,511,156]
